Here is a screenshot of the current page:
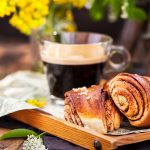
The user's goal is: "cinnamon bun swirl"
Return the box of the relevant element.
[108,73,150,127]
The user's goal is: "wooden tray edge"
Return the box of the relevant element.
[9,109,115,150]
[9,109,150,150]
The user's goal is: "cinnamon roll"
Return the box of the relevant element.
[108,73,150,127]
[64,85,121,133]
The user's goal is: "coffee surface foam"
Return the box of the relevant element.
[40,43,107,65]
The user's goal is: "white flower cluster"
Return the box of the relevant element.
[121,0,129,19]
[23,135,48,150]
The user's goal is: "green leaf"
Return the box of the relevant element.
[127,0,136,6]
[0,129,38,140]
[127,6,147,21]
[110,0,123,17]
[89,0,107,21]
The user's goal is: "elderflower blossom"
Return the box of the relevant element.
[121,0,129,19]
[23,135,48,150]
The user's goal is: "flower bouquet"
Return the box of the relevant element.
[0,0,147,35]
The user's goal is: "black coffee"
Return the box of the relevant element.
[44,62,105,98]
[40,37,107,99]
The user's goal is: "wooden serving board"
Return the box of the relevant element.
[9,110,150,150]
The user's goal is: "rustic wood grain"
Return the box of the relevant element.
[0,128,24,150]
[9,109,150,150]
[0,41,37,78]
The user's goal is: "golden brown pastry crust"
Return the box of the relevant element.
[104,97,121,131]
[108,73,150,127]
[64,85,121,133]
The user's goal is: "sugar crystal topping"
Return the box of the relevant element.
[72,87,87,92]
[72,86,91,100]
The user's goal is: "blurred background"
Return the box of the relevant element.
[0,0,150,78]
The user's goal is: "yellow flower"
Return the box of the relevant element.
[26,97,47,108]
[71,0,87,8]
[0,0,16,17]
[66,9,74,21]
[9,14,30,34]
[53,0,68,4]
[54,0,87,8]
[0,0,81,35]
[9,0,17,6]
[9,0,49,35]
[64,22,76,31]
[16,0,28,8]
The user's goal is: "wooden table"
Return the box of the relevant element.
[0,40,39,78]
[0,128,24,150]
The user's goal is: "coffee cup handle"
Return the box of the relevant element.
[104,45,131,74]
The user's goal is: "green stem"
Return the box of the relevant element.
[45,2,56,33]
[36,132,46,138]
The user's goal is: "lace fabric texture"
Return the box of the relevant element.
[0,71,64,118]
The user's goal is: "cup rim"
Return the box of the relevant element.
[42,31,113,46]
